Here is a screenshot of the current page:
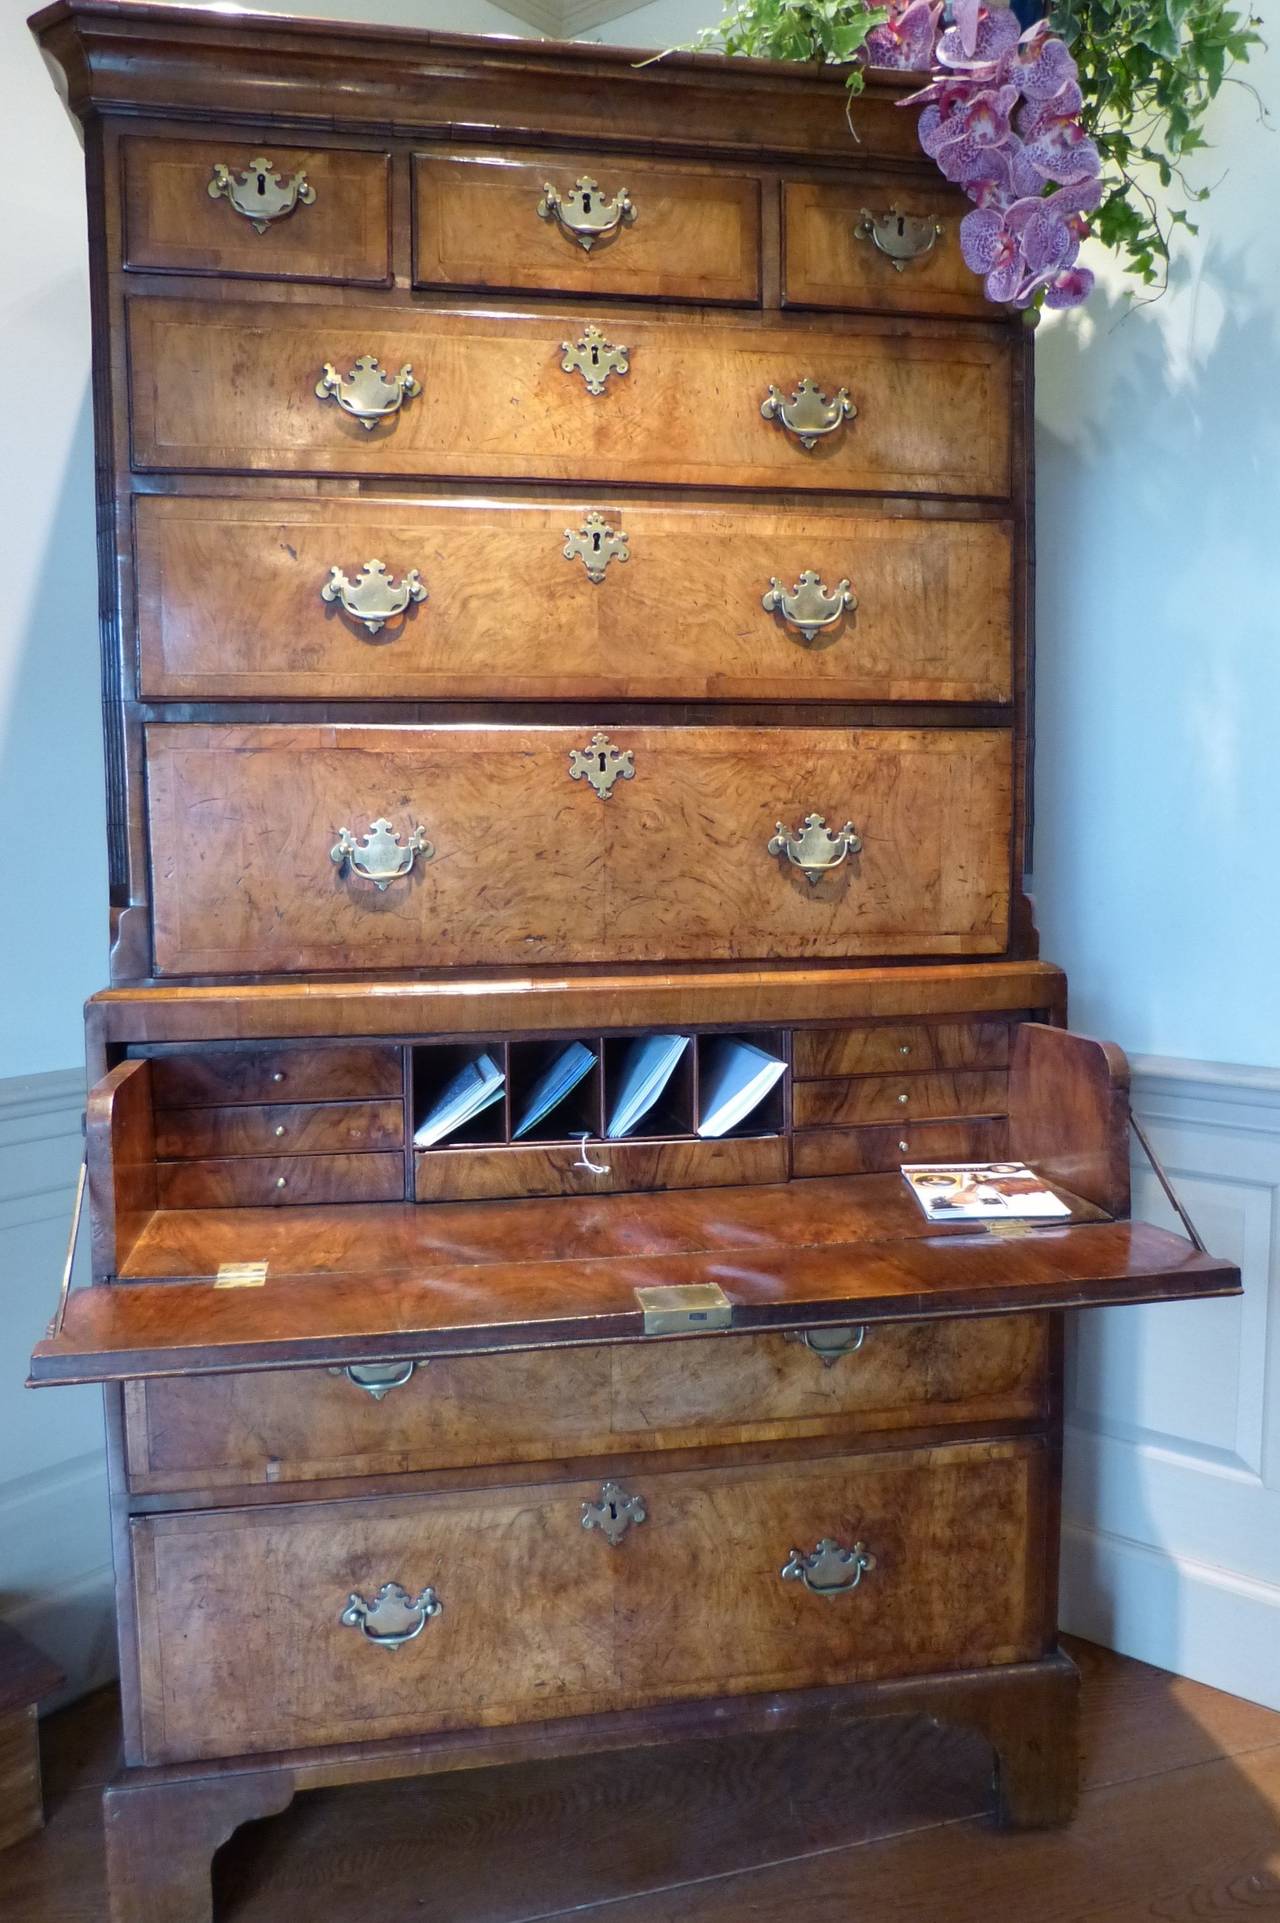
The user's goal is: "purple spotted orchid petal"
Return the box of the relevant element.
[952,0,981,56]
[1010,22,1079,97]
[1021,204,1079,274]
[959,205,1007,272]
[1024,118,1101,184]
[1044,265,1096,308]
[937,3,1020,69]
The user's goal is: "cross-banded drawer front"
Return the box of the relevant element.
[783,177,987,320]
[122,139,391,284]
[126,298,1012,497]
[133,494,1013,705]
[122,1317,1050,1493]
[144,723,1013,975]
[413,152,761,304]
[130,1438,1046,1762]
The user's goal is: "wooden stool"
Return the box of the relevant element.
[0,1623,63,1850]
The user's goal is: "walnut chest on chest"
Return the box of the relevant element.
[26,6,1238,1918]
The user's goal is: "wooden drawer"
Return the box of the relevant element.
[793,1070,1009,1129]
[122,1317,1049,1493]
[122,139,391,284]
[783,177,987,319]
[415,1135,786,1203]
[148,1046,404,1107]
[413,151,760,304]
[155,1152,404,1208]
[793,1019,1015,1079]
[154,1100,404,1160]
[794,1118,1010,1178]
[130,1437,1046,1761]
[127,297,1013,498]
[133,494,1013,705]
[144,724,1013,975]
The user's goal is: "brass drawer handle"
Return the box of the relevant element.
[315,355,421,430]
[763,572,856,642]
[582,1480,646,1546]
[322,560,427,635]
[560,324,629,395]
[855,206,942,271]
[768,814,861,883]
[761,379,855,449]
[341,1581,442,1649]
[781,1538,877,1598]
[785,1325,866,1367]
[331,818,434,890]
[328,1360,418,1399]
[208,155,315,232]
[564,511,629,582]
[538,174,636,251]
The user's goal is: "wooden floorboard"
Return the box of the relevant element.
[0,1639,1276,1923]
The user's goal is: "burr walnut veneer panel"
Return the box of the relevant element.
[127,298,1013,497]
[145,724,1014,975]
[130,1440,1046,1763]
[412,152,761,305]
[134,494,1014,704]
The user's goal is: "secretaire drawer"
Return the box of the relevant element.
[122,139,391,284]
[144,723,1013,974]
[148,1045,404,1107]
[133,494,1013,705]
[154,1151,404,1208]
[122,1317,1050,1493]
[154,1099,404,1159]
[126,297,1013,498]
[783,177,987,319]
[130,1438,1047,1761]
[413,151,760,304]
[793,1019,1015,1079]
[793,1070,1009,1128]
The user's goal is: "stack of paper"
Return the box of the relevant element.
[901,1162,1072,1222]
[696,1038,787,1138]
[512,1041,598,1140]
[413,1052,505,1147]
[606,1034,691,1139]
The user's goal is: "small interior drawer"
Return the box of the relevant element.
[793,1117,1010,1179]
[415,1135,786,1204]
[793,1019,1014,1079]
[154,1099,404,1159]
[413,150,760,305]
[130,1437,1047,1762]
[147,1046,404,1108]
[793,1069,1009,1130]
[155,1151,404,1209]
[782,175,986,319]
[122,137,391,284]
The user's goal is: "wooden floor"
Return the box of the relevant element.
[2,1639,1278,1921]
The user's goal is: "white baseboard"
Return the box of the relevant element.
[1060,1520,1280,1710]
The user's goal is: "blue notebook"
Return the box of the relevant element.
[606,1034,691,1139]
[697,1039,787,1138]
[512,1041,598,1139]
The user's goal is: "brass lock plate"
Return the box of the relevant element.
[635,1282,733,1334]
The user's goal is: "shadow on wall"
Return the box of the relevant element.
[1030,244,1280,1060]
[0,380,106,1083]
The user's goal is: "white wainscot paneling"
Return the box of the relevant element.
[1061,1057,1280,1708]
[0,1068,115,1700]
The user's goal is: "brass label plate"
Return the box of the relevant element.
[214,1261,269,1289]
[635,1282,732,1334]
